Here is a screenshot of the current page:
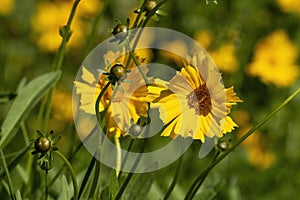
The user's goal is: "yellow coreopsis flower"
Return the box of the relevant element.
[148,52,242,142]
[31,0,102,52]
[74,50,151,137]
[52,90,73,122]
[194,30,213,50]
[277,0,300,15]
[0,0,15,15]
[247,30,299,87]
[210,42,239,73]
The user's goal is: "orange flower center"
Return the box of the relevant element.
[187,84,212,116]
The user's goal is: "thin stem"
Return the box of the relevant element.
[163,154,184,200]
[78,156,96,199]
[43,0,82,131]
[118,138,135,179]
[88,160,101,199]
[189,151,220,199]
[21,123,30,145]
[41,126,96,198]
[54,151,78,200]
[125,40,149,85]
[86,0,109,52]
[184,87,300,200]
[132,0,148,28]
[0,150,15,200]
[95,82,111,127]
[115,136,122,177]
[45,171,48,200]
[114,136,148,200]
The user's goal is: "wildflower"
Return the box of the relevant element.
[247,30,299,87]
[0,0,15,15]
[277,0,300,15]
[31,0,102,52]
[194,30,213,50]
[52,90,73,122]
[148,52,242,142]
[210,42,239,73]
[74,50,151,137]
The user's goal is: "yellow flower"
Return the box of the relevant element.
[210,42,239,73]
[148,52,242,142]
[52,90,73,122]
[194,30,213,50]
[31,0,102,52]
[0,0,15,15]
[74,50,151,137]
[247,30,299,87]
[234,110,276,169]
[277,0,300,15]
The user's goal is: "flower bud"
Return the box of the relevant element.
[110,63,127,81]
[112,24,128,39]
[217,141,229,151]
[34,136,51,153]
[145,0,157,12]
[129,124,143,137]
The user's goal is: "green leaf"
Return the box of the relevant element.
[0,71,61,150]
[15,190,22,200]
[59,175,70,200]
[109,169,119,200]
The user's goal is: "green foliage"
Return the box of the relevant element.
[0,71,61,150]
[0,0,300,199]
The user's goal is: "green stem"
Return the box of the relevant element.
[95,82,111,127]
[184,87,300,200]
[163,154,184,200]
[54,151,78,200]
[41,127,96,198]
[0,150,15,200]
[45,171,48,200]
[125,40,149,85]
[114,137,147,200]
[43,0,82,132]
[88,159,101,199]
[132,0,147,28]
[118,138,135,179]
[86,0,109,52]
[78,156,96,199]
[188,151,220,199]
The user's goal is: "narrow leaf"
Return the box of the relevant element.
[109,169,119,200]
[0,71,61,150]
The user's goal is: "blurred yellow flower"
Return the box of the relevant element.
[52,90,73,122]
[148,52,242,142]
[31,0,102,52]
[194,30,239,73]
[247,30,299,87]
[210,42,239,73]
[0,0,15,15]
[277,0,300,15]
[194,30,213,50]
[74,50,151,137]
[234,110,276,169]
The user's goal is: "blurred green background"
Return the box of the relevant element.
[1,0,300,199]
